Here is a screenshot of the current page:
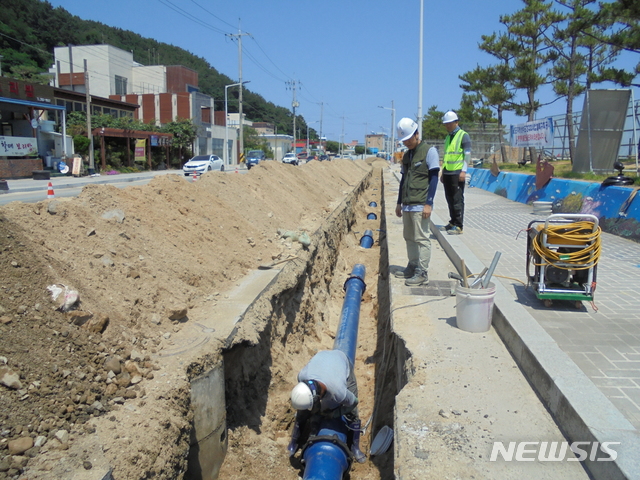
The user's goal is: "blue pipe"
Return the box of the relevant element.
[359,230,374,249]
[367,213,377,220]
[302,265,366,480]
[334,264,366,363]
[368,201,377,207]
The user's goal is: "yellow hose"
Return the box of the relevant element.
[532,221,601,270]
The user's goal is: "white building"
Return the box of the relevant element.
[49,44,237,162]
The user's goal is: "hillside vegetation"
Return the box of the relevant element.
[0,0,303,135]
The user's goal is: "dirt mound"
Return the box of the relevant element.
[0,159,372,479]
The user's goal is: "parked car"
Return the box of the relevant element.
[282,153,298,165]
[183,155,224,176]
[246,150,265,170]
[319,155,329,161]
[306,155,318,163]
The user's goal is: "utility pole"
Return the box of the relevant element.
[418,0,424,138]
[318,101,324,152]
[286,80,300,154]
[378,101,396,158]
[363,122,368,159]
[227,25,250,164]
[340,115,345,158]
[68,45,75,92]
[391,100,395,156]
[84,59,94,173]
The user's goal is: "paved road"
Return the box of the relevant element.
[0,167,246,205]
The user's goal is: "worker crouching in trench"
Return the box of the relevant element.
[288,349,366,463]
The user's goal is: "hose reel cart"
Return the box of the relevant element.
[526,214,601,308]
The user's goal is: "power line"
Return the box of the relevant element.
[248,36,292,81]
[188,0,236,30]
[155,0,228,35]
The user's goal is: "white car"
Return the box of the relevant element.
[282,153,298,166]
[183,155,224,176]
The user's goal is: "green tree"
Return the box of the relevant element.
[546,0,620,163]
[7,65,51,84]
[482,0,563,162]
[162,118,198,165]
[460,64,512,162]
[593,0,640,87]
[421,106,447,141]
[242,126,270,153]
[325,140,340,153]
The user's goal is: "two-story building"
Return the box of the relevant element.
[51,44,238,165]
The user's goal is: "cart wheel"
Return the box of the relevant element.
[544,299,553,308]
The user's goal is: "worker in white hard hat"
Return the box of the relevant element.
[393,117,441,286]
[441,110,470,235]
[288,350,366,463]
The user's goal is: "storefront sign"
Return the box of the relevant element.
[0,136,38,156]
[134,138,146,162]
[510,118,554,148]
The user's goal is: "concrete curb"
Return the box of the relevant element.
[391,169,639,479]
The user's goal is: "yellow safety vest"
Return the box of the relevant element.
[443,129,466,171]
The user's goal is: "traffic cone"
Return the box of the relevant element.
[192,171,198,182]
[47,182,55,199]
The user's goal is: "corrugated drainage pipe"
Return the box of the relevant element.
[367,213,377,220]
[359,230,374,248]
[301,264,366,480]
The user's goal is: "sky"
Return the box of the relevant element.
[46,0,639,145]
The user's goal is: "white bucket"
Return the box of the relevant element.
[455,282,496,333]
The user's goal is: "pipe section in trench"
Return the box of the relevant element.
[359,229,374,249]
[301,264,366,480]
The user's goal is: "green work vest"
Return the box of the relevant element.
[443,129,466,171]
[400,141,431,205]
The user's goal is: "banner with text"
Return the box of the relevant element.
[510,118,554,148]
[0,136,38,156]
[134,139,146,162]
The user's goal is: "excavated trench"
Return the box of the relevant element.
[185,167,411,479]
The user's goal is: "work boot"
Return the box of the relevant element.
[405,269,429,286]
[349,419,367,463]
[287,421,302,457]
[447,226,463,235]
[393,263,415,279]
[439,223,454,232]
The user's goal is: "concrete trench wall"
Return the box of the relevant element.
[220,171,371,433]
[370,176,412,441]
[182,166,409,479]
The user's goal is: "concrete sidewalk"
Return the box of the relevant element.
[383,165,639,479]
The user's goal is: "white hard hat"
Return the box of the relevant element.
[291,382,314,410]
[397,118,418,142]
[442,111,459,124]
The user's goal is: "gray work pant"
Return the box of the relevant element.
[402,210,432,273]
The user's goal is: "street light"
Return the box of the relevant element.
[225,81,250,166]
[306,120,319,156]
[378,101,395,158]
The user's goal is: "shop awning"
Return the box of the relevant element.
[0,96,66,111]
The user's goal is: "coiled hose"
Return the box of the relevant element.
[531,221,602,270]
